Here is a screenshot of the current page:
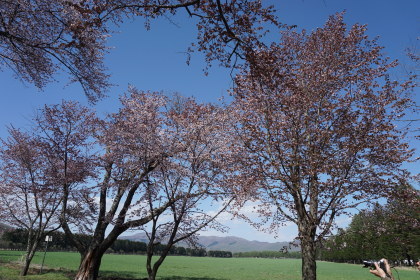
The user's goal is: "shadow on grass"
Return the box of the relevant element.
[99,276,226,280]
[1,264,226,280]
[160,277,227,280]
[3,261,75,278]
[98,272,226,280]
[97,270,141,280]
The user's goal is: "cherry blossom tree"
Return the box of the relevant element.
[231,13,416,280]
[0,128,61,276]
[39,92,174,280]
[0,0,280,102]
[6,94,173,280]
[141,96,234,280]
[18,90,235,280]
[0,0,110,102]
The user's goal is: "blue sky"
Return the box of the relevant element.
[0,0,418,242]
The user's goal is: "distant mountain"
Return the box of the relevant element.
[120,233,299,253]
[194,235,298,253]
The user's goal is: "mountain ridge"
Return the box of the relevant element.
[121,233,299,253]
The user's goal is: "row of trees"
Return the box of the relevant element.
[319,186,420,264]
[0,11,417,280]
[234,251,301,259]
[0,228,221,257]
[1,229,144,253]
[208,250,233,258]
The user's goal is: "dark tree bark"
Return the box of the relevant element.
[300,233,317,280]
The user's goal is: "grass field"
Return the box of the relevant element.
[0,251,419,280]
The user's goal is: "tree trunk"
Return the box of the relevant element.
[147,253,168,280]
[301,236,317,280]
[146,240,172,280]
[20,232,38,276]
[74,249,104,280]
[148,270,158,280]
[405,253,412,266]
[20,253,34,276]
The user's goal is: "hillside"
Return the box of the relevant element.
[121,233,299,253]
[193,235,298,253]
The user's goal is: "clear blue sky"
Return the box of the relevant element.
[0,0,418,242]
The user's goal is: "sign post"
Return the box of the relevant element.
[40,235,52,274]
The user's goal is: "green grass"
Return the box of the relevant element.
[0,266,70,280]
[1,251,419,280]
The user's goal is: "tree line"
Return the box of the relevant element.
[318,187,420,265]
[0,228,231,258]
[234,251,301,259]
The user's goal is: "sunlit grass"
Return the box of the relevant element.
[1,251,419,280]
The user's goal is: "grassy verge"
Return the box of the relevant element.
[0,264,71,280]
[1,250,419,280]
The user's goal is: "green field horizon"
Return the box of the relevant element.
[1,251,419,280]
